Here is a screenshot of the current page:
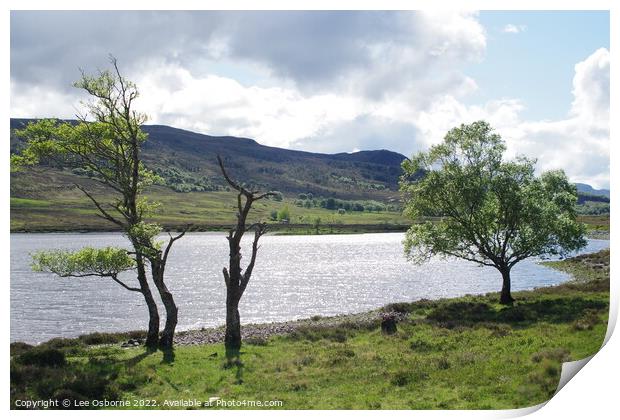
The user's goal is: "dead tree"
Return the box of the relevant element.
[217,155,273,357]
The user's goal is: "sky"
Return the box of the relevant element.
[10,10,610,188]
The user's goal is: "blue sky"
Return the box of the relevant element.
[10,10,611,187]
[467,11,609,121]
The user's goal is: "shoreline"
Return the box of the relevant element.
[10,222,410,235]
[13,250,606,347]
[10,243,610,346]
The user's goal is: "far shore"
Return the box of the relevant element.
[9,224,609,240]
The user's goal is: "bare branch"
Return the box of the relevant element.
[110,274,143,293]
[162,226,190,265]
[217,155,248,195]
[241,223,268,293]
[74,184,124,227]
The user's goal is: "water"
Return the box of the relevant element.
[10,232,609,344]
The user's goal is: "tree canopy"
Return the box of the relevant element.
[400,121,587,304]
[32,247,140,292]
[11,57,183,349]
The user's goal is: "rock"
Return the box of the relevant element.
[381,314,398,335]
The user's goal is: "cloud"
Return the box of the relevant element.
[503,24,527,34]
[9,12,609,188]
[411,48,609,188]
[10,11,485,100]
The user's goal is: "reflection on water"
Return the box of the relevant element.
[10,232,609,344]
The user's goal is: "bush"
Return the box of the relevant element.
[383,302,416,314]
[572,309,601,331]
[245,337,269,346]
[427,301,493,324]
[531,348,571,364]
[277,205,290,221]
[409,338,436,353]
[10,342,34,357]
[78,331,145,345]
[391,367,429,386]
[18,347,66,367]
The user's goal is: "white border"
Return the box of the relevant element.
[3,1,616,419]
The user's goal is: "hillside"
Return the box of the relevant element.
[10,118,411,231]
[10,118,406,201]
[9,118,609,231]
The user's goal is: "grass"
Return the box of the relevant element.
[10,172,409,232]
[11,168,607,234]
[10,249,609,410]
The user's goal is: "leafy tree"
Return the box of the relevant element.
[12,57,185,349]
[32,247,140,292]
[400,121,586,304]
[277,205,291,221]
[217,156,273,359]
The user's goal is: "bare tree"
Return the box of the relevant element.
[217,155,273,357]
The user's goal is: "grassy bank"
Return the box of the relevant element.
[10,249,609,409]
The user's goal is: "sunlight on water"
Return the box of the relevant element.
[10,232,609,343]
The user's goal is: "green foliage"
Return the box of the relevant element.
[153,167,220,192]
[277,205,291,221]
[400,121,587,268]
[17,347,66,367]
[270,191,284,201]
[32,247,135,278]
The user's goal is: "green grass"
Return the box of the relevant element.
[10,168,608,234]
[10,169,409,232]
[10,249,609,409]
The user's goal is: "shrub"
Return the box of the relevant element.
[531,348,571,364]
[383,302,416,314]
[18,347,66,367]
[277,205,290,221]
[409,338,436,352]
[245,337,269,346]
[435,355,451,370]
[572,309,601,331]
[427,301,493,323]
[391,367,429,386]
[10,342,34,357]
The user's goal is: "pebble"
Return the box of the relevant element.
[173,310,407,346]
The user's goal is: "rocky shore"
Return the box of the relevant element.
[173,309,407,346]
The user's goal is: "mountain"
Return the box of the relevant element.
[10,118,408,201]
[575,183,610,198]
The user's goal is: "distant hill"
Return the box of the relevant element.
[10,118,408,201]
[575,183,610,198]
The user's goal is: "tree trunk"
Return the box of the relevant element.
[152,266,178,350]
[136,258,159,350]
[225,293,242,357]
[499,267,515,305]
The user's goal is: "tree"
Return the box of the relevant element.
[11,57,185,349]
[32,247,137,289]
[400,121,586,304]
[277,205,290,221]
[217,155,273,358]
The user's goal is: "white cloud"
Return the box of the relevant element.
[503,24,527,34]
[412,49,609,189]
[9,12,609,188]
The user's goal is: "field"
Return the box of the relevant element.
[10,249,610,409]
[9,168,607,234]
